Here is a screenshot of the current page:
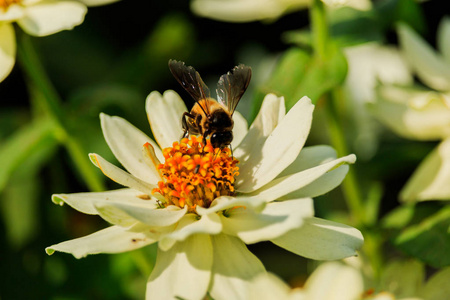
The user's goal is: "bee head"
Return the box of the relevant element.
[211,131,233,149]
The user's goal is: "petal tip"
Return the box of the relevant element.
[45,247,55,255]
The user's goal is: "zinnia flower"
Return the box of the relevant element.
[250,258,450,300]
[369,20,450,202]
[190,0,371,23]
[46,90,362,300]
[0,0,118,82]
[343,43,412,158]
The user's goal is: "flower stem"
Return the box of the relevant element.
[309,0,383,278]
[16,32,105,192]
[310,0,328,60]
[324,90,366,225]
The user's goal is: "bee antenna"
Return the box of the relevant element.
[229,144,234,159]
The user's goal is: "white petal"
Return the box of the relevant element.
[89,153,157,195]
[281,165,350,199]
[0,4,24,21]
[0,23,16,83]
[234,93,285,161]
[196,195,267,216]
[221,198,314,244]
[277,145,337,177]
[401,138,450,202]
[94,201,187,228]
[209,234,266,300]
[398,23,450,91]
[246,154,356,201]
[77,0,119,6]
[438,17,450,64]
[190,0,309,22]
[344,43,412,104]
[237,96,314,192]
[46,225,157,259]
[51,188,148,215]
[249,273,295,300]
[158,213,222,251]
[231,111,248,149]
[146,90,187,149]
[18,1,87,37]
[304,262,364,300]
[271,217,364,260]
[100,113,163,181]
[146,234,212,300]
[323,0,372,11]
[371,85,450,140]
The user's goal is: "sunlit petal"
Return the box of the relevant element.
[209,234,266,300]
[89,153,157,195]
[0,23,16,83]
[146,234,212,300]
[401,138,450,202]
[271,217,364,260]
[231,111,248,149]
[237,96,314,192]
[46,225,157,259]
[100,113,163,181]
[221,198,313,244]
[398,23,450,92]
[18,1,87,37]
[245,154,356,201]
[158,213,222,251]
[146,90,187,149]
[51,188,149,215]
[234,93,285,161]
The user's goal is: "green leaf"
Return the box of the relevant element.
[375,0,426,35]
[0,118,58,248]
[0,118,58,192]
[420,267,450,300]
[251,44,347,118]
[381,204,416,229]
[380,259,424,297]
[364,181,383,226]
[394,206,450,268]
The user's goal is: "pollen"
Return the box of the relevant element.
[152,136,239,213]
[1,0,21,10]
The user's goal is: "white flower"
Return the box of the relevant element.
[369,20,450,202]
[249,261,364,300]
[250,258,450,300]
[397,17,450,92]
[190,0,372,23]
[46,91,363,300]
[343,43,412,158]
[0,0,118,82]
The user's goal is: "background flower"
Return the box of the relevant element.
[369,20,450,202]
[0,0,119,82]
[190,0,371,23]
[343,43,412,158]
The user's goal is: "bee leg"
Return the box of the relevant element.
[181,112,196,140]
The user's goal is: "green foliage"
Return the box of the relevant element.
[393,206,450,268]
[251,41,347,118]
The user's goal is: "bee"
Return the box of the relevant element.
[168,59,252,149]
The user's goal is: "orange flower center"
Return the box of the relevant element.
[152,136,239,213]
[1,0,21,11]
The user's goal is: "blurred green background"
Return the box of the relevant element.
[0,0,447,299]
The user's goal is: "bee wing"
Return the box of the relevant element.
[168,59,211,115]
[216,64,252,115]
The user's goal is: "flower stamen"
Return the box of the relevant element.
[1,0,21,11]
[152,136,239,213]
